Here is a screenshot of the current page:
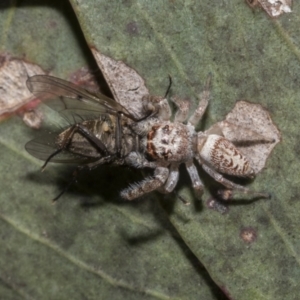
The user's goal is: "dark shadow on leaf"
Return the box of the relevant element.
[25,161,229,299]
[25,161,162,210]
[219,196,271,206]
[119,228,164,246]
[155,197,228,300]
[31,162,223,298]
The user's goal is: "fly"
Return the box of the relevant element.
[25,75,143,200]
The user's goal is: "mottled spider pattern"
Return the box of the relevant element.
[26,75,269,201]
[120,76,268,200]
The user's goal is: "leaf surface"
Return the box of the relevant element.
[0,1,225,299]
[70,1,300,299]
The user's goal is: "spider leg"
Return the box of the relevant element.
[185,160,204,199]
[52,156,116,202]
[172,97,190,123]
[201,163,269,198]
[121,167,169,200]
[188,74,211,126]
[159,163,179,193]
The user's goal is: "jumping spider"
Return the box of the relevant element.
[26,74,269,201]
[121,75,269,200]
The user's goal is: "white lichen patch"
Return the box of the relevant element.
[209,100,281,174]
[91,48,149,120]
[0,55,47,128]
[246,0,292,18]
[0,54,45,117]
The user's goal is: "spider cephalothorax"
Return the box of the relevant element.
[146,122,195,162]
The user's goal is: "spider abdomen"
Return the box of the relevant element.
[198,134,254,177]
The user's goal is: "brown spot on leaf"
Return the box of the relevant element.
[48,20,57,28]
[240,227,257,243]
[126,21,139,35]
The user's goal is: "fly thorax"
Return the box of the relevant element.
[198,134,254,177]
[147,122,195,162]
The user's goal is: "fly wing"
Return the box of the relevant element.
[26,75,133,120]
[25,131,99,164]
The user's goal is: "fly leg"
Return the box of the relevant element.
[52,155,116,202]
[52,167,81,202]
[42,123,109,171]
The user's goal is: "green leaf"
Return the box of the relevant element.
[69,1,300,299]
[0,1,225,299]
[1,0,300,299]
